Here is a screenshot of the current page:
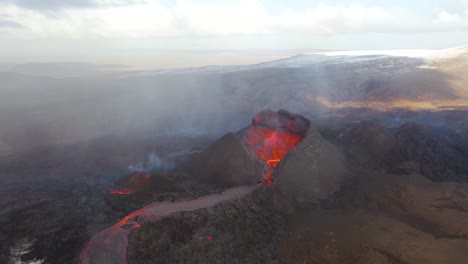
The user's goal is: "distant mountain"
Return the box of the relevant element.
[120,46,468,110]
[6,62,129,78]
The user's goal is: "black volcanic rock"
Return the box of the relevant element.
[128,195,287,264]
[323,120,468,183]
[322,122,396,173]
[390,122,468,182]
[338,122,395,158]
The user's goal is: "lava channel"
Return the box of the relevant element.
[77,184,260,264]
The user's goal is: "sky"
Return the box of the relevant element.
[1,0,468,68]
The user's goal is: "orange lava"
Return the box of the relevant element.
[244,126,303,184]
[108,188,133,195]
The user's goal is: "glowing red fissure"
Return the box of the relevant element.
[108,189,133,195]
[244,126,303,184]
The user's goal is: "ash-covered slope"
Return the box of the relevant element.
[189,132,262,187]
[270,126,345,203]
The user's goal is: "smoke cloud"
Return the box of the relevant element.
[128,153,175,173]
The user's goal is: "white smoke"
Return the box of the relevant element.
[9,238,44,264]
[127,152,174,173]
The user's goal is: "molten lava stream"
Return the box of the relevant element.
[108,188,133,195]
[244,126,303,184]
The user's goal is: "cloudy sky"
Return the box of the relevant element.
[1,0,468,67]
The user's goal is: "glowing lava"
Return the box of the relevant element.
[108,173,152,195]
[108,189,133,195]
[244,126,304,184]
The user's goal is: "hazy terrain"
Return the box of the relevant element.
[1,47,467,155]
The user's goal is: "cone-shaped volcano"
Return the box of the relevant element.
[191,109,310,186]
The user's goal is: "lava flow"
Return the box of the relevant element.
[108,189,133,195]
[78,185,260,264]
[243,117,305,184]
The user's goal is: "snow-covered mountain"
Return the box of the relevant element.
[118,46,468,76]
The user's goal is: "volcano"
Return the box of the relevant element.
[191,109,309,186]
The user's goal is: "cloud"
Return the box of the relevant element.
[171,0,271,36]
[0,17,21,27]
[435,10,468,31]
[1,0,468,39]
[0,0,142,10]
